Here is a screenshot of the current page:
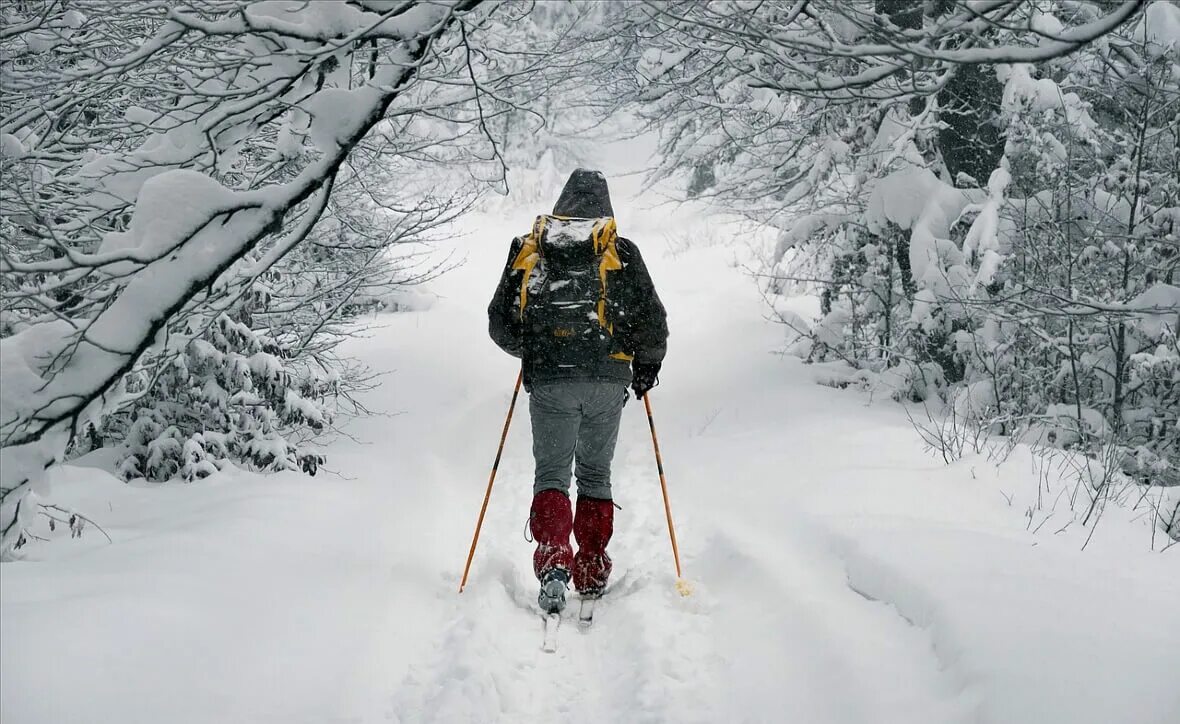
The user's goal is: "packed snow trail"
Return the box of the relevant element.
[3,156,1178,724]
[358,193,977,724]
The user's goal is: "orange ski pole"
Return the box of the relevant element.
[643,393,684,583]
[459,370,523,593]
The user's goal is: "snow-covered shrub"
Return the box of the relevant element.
[108,312,333,483]
[987,21,1180,479]
[905,401,994,466]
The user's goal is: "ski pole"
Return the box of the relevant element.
[643,393,686,589]
[459,369,523,593]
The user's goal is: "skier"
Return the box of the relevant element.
[488,169,668,614]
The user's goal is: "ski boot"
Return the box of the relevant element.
[538,568,570,614]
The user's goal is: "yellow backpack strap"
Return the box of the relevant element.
[512,215,547,321]
[591,217,616,255]
[596,219,633,361]
[594,217,624,329]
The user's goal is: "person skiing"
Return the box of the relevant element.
[488,169,668,614]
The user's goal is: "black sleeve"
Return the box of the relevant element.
[488,238,525,358]
[617,239,668,365]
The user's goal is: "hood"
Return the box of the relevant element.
[552,168,614,219]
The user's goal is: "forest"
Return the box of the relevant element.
[1,3,1178,721]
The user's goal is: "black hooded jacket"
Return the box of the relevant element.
[488,169,668,388]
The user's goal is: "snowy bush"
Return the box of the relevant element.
[106,312,333,483]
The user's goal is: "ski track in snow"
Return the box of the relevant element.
[386,445,969,724]
[389,451,722,724]
[4,151,1179,724]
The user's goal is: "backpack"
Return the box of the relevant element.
[512,214,633,366]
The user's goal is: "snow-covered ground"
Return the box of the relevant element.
[3,152,1178,724]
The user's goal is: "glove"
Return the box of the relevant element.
[631,361,661,399]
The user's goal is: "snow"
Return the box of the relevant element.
[1030,9,1065,37]
[4,140,1179,724]
[953,379,996,420]
[242,0,450,42]
[814,308,850,349]
[541,216,605,248]
[1,132,25,159]
[1044,403,1112,442]
[245,0,391,38]
[74,122,207,211]
[996,63,1095,135]
[97,170,241,257]
[1138,0,1180,57]
[370,288,437,312]
[305,87,382,153]
[961,167,1011,290]
[865,167,981,287]
[62,9,86,28]
[1128,283,1180,340]
[866,108,928,171]
[636,48,694,84]
[284,389,325,427]
[0,320,76,429]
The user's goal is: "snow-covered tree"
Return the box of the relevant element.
[618,2,1177,497]
[0,0,533,557]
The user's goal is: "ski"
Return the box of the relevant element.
[577,593,600,630]
[575,591,604,632]
[541,612,561,653]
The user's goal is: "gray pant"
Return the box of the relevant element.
[530,381,627,500]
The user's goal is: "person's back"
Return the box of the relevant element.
[488,169,668,612]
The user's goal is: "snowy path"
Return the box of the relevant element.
[3,168,1178,724]
[358,205,974,724]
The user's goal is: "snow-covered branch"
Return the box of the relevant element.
[0,0,486,558]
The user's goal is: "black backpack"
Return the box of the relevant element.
[512,214,632,367]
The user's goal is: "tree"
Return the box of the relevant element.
[0,0,498,557]
[618,1,1177,512]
